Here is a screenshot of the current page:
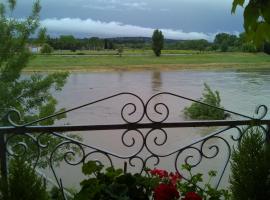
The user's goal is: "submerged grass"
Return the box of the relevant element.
[26,52,270,72]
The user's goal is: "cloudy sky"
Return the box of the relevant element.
[14,0,244,41]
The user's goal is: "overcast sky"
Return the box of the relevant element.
[13,0,244,41]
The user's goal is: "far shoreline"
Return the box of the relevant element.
[24,62,270,73]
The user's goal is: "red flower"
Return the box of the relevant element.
[154,183,180,200]
[183,192,202,200]
[150,168,169,178]
[169,172,182,186]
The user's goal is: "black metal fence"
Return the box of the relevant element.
[0,92,269,199]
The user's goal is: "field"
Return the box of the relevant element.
[26,50,270,72]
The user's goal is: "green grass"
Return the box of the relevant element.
[26,52,270,72]
[52,49,197,55]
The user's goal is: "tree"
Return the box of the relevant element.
[196,39,209,52]
[264,43,270,55]
[59,35,77,51]
[214,33,239,51]
[0,157,49,200]
[117,46,124,57]
[104,39,109,49]
[0,0,72,168]
[40,43,54,54]
[232,0,270,47]
[220,42,229,52]
[230,127,270,200]
[152,29,164,57]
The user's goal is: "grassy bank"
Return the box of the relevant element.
[51,49,198,55]
[26,52,270,72]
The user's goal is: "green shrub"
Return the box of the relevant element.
[74,161,230,200]
[50,186,75,200]
[76,52,85,55]
[40,43,54,54]
[74,161,155,200]
[230,127,270,200]
[241,42,257,52]
[184,83,228,120]
[0,158,49,200]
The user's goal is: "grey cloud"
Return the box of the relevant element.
[41,18,215,40]
[13,0,244,34]
[82,0,149,11]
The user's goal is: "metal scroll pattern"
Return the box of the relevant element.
[2,92,269,199]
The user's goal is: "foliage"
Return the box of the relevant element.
[184,83,228,120]
[264,42,270,55]
[74,161,156,200]
[152,29,164,57]
[117,46,124,57]
[37,32,267,53]
[0,0,82,169]
[179,164,231,200]
[50,186,76,200]
[230,127,270,200]
[41,43,54,54]
[0,158,49,200]
[242,42,257,52]
[232,0,270,47]
[75,161,230,200]
[172,40,211,52]
[220,43,229,52]
[214,33,240,52]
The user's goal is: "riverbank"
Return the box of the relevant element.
[25,52,270,72]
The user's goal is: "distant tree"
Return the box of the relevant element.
[196,39,209,52]
[40,43,54,54]
[104,39,108,49]
[211,44,219,51]
[108,40,115,50]
[59,35,77,51]
[214,33,241,51]
[242,42,257,52]
[152,29,164,57]
[264,43,270,55]
[117,46,124,57]
[221,42,229,52]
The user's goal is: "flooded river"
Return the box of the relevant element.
[45,69,270,189]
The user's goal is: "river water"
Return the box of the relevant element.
[45,69,270,189]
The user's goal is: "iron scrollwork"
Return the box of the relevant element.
[1,92,269,199]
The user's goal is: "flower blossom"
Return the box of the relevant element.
[183,191,202,200]
[154,183,180,200]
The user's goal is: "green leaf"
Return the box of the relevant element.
[255,22,270,47]
[243,2,259,32]
[231,0,245,13]
[182,163,192,171]
[8,0,16,11]
[82,161,103,175]
[261,1,270,23]
[105,167,123,178]
[208,170,217,177]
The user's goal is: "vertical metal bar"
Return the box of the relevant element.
[266,124,270,143]
[0,133,7,182]
[124,161,127,174]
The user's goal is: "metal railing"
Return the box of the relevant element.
[0,92,269,199]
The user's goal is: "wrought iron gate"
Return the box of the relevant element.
[0,92,269,199]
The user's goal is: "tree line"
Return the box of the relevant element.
[30,32,270,55]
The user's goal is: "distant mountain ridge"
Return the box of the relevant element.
[105,37,184,44]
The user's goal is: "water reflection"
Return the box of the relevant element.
[151,71,162,92]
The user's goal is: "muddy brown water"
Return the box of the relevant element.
[40,69,270,190]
